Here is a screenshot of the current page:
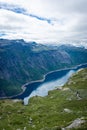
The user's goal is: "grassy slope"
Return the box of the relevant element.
[0,69,87,130]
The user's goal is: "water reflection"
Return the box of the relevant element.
[24,70,75,105]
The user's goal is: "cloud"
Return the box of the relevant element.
[0,0,87,44]
[0,2,26,14]
[0,2,53,24]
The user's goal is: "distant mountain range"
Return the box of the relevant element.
[0,39,87,97]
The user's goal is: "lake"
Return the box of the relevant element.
[12,63,87,105]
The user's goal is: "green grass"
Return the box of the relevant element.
[0,69,87,130]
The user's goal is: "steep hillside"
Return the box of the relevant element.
[0,39,87,97]
[0,68,87,130]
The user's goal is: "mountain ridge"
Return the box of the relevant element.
[0,39,87,97]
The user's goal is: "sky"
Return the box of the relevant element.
[0,0,87,44]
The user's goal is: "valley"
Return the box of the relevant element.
[0,39,87,98]
[0,0,87,129]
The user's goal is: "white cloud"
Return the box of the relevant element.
[0,0,87,44]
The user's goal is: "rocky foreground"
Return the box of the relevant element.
[0,68,87,130]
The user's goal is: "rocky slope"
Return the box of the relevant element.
[0,68,87,130]
[0,39,87,97]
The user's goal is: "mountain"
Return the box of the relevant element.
[0,39,87,97]
[0,68,87,130]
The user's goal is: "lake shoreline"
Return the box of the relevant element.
[0,62,87,100]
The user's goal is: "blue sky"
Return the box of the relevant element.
[0,2,53,24]
[0,0,87,45]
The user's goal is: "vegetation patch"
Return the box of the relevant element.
[0,69,87,130]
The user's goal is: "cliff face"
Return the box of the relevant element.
[0,39,87,97]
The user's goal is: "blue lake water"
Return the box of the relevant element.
[12,63,87,105]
